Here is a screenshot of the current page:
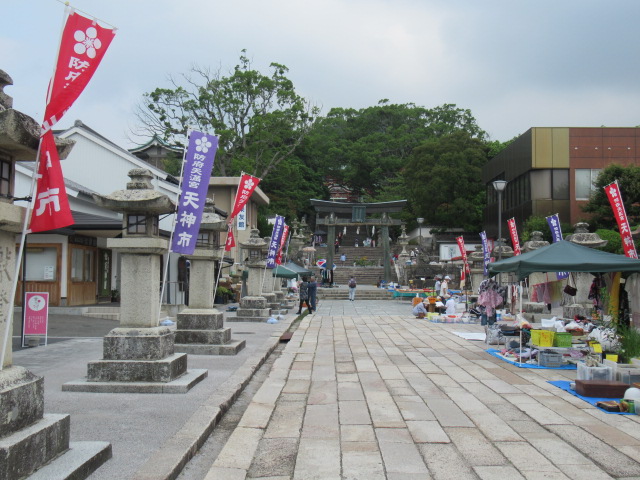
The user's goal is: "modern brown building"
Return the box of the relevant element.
[483,127,640,238]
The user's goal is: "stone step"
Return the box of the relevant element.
[83,312,120,321]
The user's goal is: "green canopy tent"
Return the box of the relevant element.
[272,265,298,279]
[489,240,640,280]
[283,261,313,277]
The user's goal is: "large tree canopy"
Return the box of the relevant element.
[582,164,640,229]
[302,102,486,200]
[134,51,318,178]
[404,131,490,231]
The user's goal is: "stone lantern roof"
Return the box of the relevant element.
[566,222,607,248]
[239,228,267,250]
[522,231,550,252]
[93,168,175,214]
[491,238,514,260]
[200,198,227,232]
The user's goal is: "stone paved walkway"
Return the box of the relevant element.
[205,300,640,480]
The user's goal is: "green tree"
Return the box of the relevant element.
[582,164,640,229]
[303,102,486,200]
[520,215,572,242]
[404,131,490,231]
[595,229,622,254]
[134,50,318,178]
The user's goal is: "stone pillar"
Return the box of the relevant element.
[468,245,486,294]
[326,214,336,285]
[0,70,110,478]
[233,229,271,322]
[64,169,206,392]
[174,200,245,355]
[382,225,391,283]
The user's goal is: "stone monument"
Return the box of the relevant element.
[231,229,271,322]
[0,69,110,479]
[64,169,206,392]
[174,199,245,355]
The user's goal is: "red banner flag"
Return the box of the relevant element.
[507,218,522,256]
[42,9,116,133]
[455,236,470,274]
[30,8,116,233]
[605,181,638,258]
[224,226,236,252]
[29,131,74,232]
[275,225,289,265]
[230,174,260,221]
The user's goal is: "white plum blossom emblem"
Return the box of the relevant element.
[195,136,212,153]
[243,178,255,189]
[73,27,102,59]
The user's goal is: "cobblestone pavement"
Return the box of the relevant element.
[205,300,640,480]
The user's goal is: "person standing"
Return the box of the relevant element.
[296,276,311,315]
[434,275,442,295]
[348,276,357,301]
[440,275,451,299]
[308,276,318,313]
[334,238,340,253]
[340,253,346,266]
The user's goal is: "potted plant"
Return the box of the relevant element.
[214,286,232,304]
[110,289,120,302]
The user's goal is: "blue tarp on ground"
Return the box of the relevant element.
[486,348,577,370]
[549,380,635,415]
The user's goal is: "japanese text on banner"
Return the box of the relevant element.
[171,132,218,255]
[507,218,521,255]
[266,215,285,268]
[545,214,569,279]
[604,181,638,258]
[480,231,490,276]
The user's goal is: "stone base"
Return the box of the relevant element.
[87,353,188,383]
[0,366,43,437]
[563,303,593,319]
[0,414,69,480]
[174,340,246,356]
[229,316,270,322]
[103,326,174,361]
[28,441,112,480]
[62,369,207,394]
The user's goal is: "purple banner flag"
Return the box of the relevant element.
[171,131,218,255]
[480,231,490,276]
[545,213,569,279]
[266,215,285,268]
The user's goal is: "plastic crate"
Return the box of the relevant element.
[531,329,555,347]
[577,362,613,381]
[553,332,573,348]
[539,350,563,367]
[603,359,640,384]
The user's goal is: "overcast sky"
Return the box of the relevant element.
[3,0,640,150]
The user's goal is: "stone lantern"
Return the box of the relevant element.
[64,168,206,392]
[261,235,280,312]
[468,244,486,293]
[396,225,411,286]
[522,231,549,253]
[0,70,110,478]
[232,229,270,322]
[174,199,245,355]
[567,222,608,307]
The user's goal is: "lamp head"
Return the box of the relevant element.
[492,180,507,192]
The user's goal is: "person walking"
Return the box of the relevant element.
[308,276,318,313]
[296,277,311,315]
[348,276,357,301]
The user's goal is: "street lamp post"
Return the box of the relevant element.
[492,180,508,283]
[417,217,424,249]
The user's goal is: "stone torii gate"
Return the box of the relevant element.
[310,199,407,283]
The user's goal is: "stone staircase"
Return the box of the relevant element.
[82,306,121,321]
[314,244,398,286]
[317,287,396,301]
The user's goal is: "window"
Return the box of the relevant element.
[552,169,569,200]
[0,158,11,197]
[25,246,57,281]
[575,169,601,200]
[71,247,94,282]
[127,214,147,234]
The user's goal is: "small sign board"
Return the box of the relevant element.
[23,292,49,346]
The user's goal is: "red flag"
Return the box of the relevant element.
[230,174,260,220]
[224,227,236,252]
[29,131,74,232]
[275,225,289,265]
[455,236,470,274]
[605,181,638,258]
[42,9,116,133]
[507,218,522,255]
[30,8,116,233]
